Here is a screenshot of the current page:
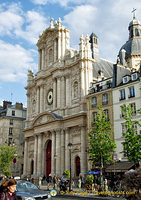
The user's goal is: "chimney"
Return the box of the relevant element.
[3,101,12,109]
[16,102,23,109]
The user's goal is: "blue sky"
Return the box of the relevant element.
[0,0,141,107]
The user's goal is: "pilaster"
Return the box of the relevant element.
[33,135,38,175]
[55,129,61,175]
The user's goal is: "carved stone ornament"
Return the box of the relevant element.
[32,113,55,126]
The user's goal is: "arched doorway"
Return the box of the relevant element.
[46,140,52,177]
[75,156,80,176]
[31,160,34,175]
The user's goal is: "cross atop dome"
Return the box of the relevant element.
[132,8,136,19]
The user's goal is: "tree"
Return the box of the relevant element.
[88,106,116,186]
[0,143,17,177]
[121,104,141,166]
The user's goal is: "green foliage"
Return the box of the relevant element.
[86,175,94,184]
[121,104,141,165]
[0,143,17,177]
[88,106,116,167]
[63,170,70,178]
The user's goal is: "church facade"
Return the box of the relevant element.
[23,18,98,179]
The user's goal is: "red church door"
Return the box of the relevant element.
[75,156,80,176]
[46,140,52,177]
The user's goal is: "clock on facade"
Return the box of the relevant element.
[47,89,53,105]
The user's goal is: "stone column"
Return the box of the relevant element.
[80,126,86,176]
[55,129,61,176]
[37,87,40,113]
[81,65,85,97]
[38,50,41,70]
[26,92,30,120]
[62,31,65,57]
[66,76,70,106]
[58,32,61,59]
[42,49,45,69]
[60,77,65,108]
[23,138,28,176]
[40,86,44,113]
[57,77,61,108]
[65,128,69,170]
[60,129,65,175]
[37,134,43,176]
[33,135,38,176]
[53,78,57,109]
[51,131,55,176]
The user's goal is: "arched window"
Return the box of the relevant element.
[49,49,53,63]
[135,28,139,36]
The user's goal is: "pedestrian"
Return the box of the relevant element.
[53,175,57,190]
[78,177,81,190]
[0,179,17,200]
[46,174,52,190]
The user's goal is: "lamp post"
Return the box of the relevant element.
[68,143,72,191]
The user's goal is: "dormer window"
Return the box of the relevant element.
[123,76,130,84]
[131,73,137,81]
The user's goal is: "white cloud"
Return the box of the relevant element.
[0,3,48,44]
[15,10,48,44]
[0,40,37,82]
[31,0,48,5]
[63,5,98,46]
[0,3,24,36]
[46,0,99,7]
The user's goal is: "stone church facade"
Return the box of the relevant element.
[23,18,97,179]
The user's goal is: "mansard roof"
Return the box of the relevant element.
[93,58,113,79]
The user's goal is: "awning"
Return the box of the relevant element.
[105,162,135,173]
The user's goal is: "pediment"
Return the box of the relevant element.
[32,112,56,126]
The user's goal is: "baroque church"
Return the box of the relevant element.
[23,18,113,179]
[23,15,141,179]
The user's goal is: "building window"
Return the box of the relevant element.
[120,105,124,118]
[92,112,97,124]
[131,73,137,81]
[102,94,108,105]
[104,109,109,121]
[9,128,13,136]
[123,76,130,84]
[129,86,135,98]
[8,138,12,146]
[121,123,126,134]
[130,103,136,115]
[12,110,15,116]
[120,89,126,100]
[132,122,137,135]
[10,119,13,125]
[92,97,97,107]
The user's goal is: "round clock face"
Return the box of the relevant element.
[47,89,53,105]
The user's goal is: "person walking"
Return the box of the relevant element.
[0,179,17,200]
[46,174,52,190]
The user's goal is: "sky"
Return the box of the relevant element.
[0,0,141,107]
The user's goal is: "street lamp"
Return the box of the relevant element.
[68,143,72,191]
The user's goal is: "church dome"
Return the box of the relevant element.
[118,17,141,65]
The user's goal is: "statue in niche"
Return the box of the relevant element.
[32,99,36,113]
[74,81,78,98]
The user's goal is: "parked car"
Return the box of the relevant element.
[16,180,52,200]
